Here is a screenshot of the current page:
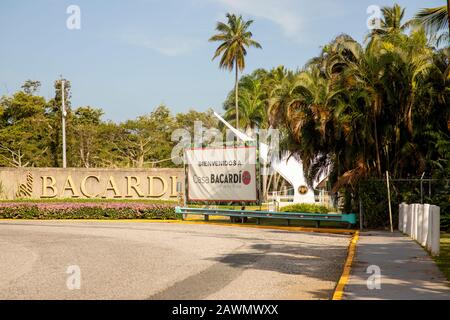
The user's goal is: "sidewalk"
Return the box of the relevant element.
[344,231,450,300]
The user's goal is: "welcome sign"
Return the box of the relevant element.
[185,146,258,203]
[0,168,184,200]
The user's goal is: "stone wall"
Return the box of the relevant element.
[0,168,185,200]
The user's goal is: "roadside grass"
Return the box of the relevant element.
[434,233,450,281]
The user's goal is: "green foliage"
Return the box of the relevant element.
[434,234,450,281]
[0,82,218,169]
[280,203,331,214]
[359,180,399,229]
[210,13,262,130]
[441,216,450,233]
[209,13,262,72]
[242,4,450,228]
[414,5,449,46]
[222,69,269,130]
[0,203,180,220]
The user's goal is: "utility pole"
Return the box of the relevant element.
[61,79,67,168]
[386,171,393,233]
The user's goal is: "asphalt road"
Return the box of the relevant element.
[0,221,350,300]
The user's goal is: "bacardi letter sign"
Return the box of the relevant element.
[185,146,257,202]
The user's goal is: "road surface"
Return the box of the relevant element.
[0,220,349,300]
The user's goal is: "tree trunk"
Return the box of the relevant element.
[235,64,239,130]
[374,117,382,176]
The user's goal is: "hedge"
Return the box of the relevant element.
[359,179,449,230]
[280,203,331,214]
[0,202,180,220]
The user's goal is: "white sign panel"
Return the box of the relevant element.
[185,147,258,202]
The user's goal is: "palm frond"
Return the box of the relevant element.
[414,6,448,34]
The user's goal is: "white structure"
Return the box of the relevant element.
[399,203,440,256]
[213,111,327,205]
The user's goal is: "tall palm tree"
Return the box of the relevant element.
[369,3,411,40]
[414,4,449,45]
[224,76,266,135]
[209,13,262,130]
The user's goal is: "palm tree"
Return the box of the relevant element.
[224,76,266,135]
[209,13,262,130]
[414,4,449,45]
[369,4,411,40]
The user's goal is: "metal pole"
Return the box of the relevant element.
[420,172,425,204]
[386,171,393,233]
[359,196,363,231]
[61,80,67,168]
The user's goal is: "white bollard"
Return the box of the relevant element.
[417,204,424,244]
[421,204,430,247]
[412,204,418,240]
[430,205,440,256]
[401,203,440,256]
[405,204,411,237]
[415,204,420,241]
[410,204,414,238]
[399,203,404,233]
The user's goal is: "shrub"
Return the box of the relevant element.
[280,203,331,214]
[359,180,399,229]
[441,215,450,233]
[0,202,180,220]
[359,178,449,230]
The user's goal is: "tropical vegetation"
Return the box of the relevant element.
[1,4,448,228]
[209,13,262,130]
[414,2,449,46]
[0,202,179,220]
[221,4,449,227]
[0,80,218,168]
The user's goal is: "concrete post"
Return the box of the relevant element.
[421,204,430,247]
[430,205,440,256]
[417,204,424,244]
[405,204,411,237]
[399,203,408,233]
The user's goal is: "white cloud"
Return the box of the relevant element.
[214,0,303,37]
[121,32,202,57]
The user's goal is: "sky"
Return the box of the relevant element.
[0,0,445,122]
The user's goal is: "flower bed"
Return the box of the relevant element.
[0,202,179,220]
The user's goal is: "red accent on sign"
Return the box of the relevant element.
[242,171,251,185]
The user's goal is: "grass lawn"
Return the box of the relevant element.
[434,233,450,281]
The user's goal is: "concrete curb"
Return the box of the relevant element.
[332,230,359,300]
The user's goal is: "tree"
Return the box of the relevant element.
[209,13,262,130]
[414,4,449,46]
[72,106,104,168]
[223,70,268,134]
[0,84,51,167]
[21,80,41,95]
[175,108,218,133]
[266,5,448,212]
[111,105,175,168]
